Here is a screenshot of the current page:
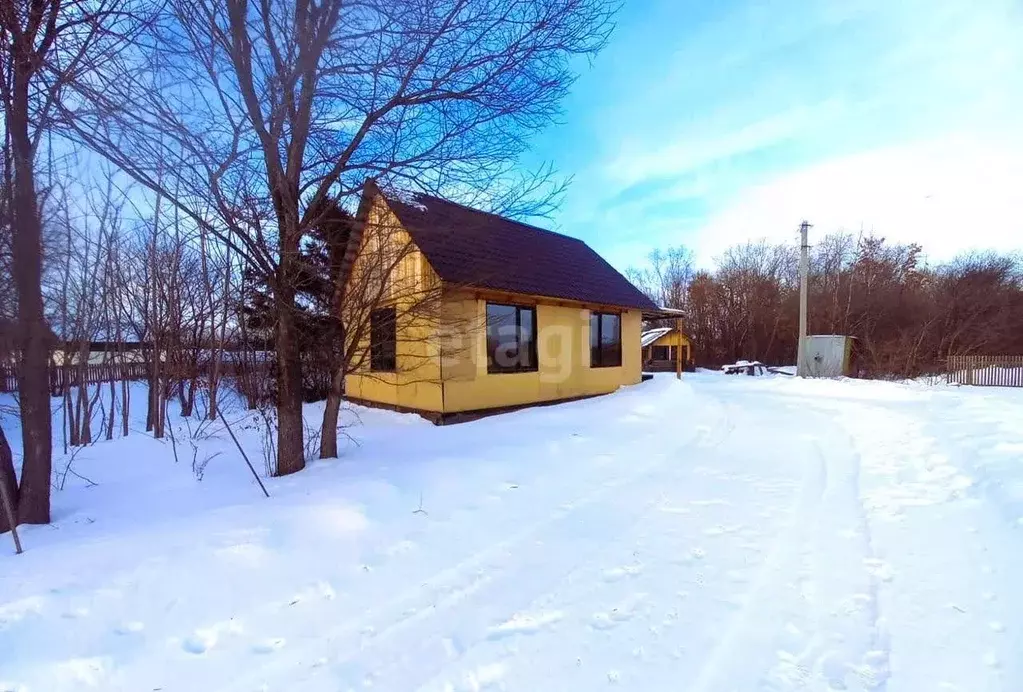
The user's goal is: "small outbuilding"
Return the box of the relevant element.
[641,327,694,373]
[799,335,857,378]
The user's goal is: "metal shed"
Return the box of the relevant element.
[799,335,856,378]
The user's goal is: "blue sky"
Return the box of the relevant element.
[527,0,1023,269]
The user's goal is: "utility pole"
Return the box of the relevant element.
[675,317,683,380]
[796,220,811,377]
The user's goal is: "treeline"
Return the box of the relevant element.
[628,235,1023,377]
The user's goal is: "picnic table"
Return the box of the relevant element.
[721,360,767,376]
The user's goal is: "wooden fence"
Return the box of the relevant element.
[0,361,267,394]
[947,355,1023,387]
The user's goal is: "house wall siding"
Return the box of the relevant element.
[344,198,444,412]
[440,297,642,413]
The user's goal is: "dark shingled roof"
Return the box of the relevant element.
[382,192,658,311]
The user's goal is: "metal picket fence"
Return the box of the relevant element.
[947,355,1023,387]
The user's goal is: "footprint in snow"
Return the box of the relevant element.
[251,638,286,654]
[114,621,145,635]
[181,621,242,654]
[591,594,646,630]
[182,631,218,655]
[487,611,564,640]
[383,539,417,557]
[288,580,336,606]
[841,594,875,615]
[602,565,643,582]
[442,637,464,658]
[53,657,110,687]
[724,569,749,584]
[447,663,506,691]
[766,650,811,688]
[863,558,895,582]
[717,594,748,610]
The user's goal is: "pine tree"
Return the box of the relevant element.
[241,199,356,401]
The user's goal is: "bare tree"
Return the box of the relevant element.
[627,246,694,311]
[0,0,145,527]
[72,0,616,475]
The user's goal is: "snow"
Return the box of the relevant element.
[2,374,1023,691]
[640,327,672,348]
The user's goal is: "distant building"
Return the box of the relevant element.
[50,341,152,366]
[640,327,695,372]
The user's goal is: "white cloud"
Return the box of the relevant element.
[690,135,1023,263]
[603,102,841,189]
[551,0,1023,269]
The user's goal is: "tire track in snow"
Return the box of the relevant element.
[837,398,1023,691]
[218,393,731,692]
[686,430,827,692]
[403,407,744,692]
[392,455,694,691]
[687,420,889,692]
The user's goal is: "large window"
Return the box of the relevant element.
[486,303,537,374]
[370,307,397,372]
[590,312,622,368]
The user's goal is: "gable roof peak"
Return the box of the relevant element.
[372,186,657,311]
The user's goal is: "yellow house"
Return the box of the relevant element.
[641,327,695,372]
[343,183,660,422]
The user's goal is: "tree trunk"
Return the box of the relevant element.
[187,379,194,417]
[208,373,220,421]
[65,389,79,447]
[106,378,116,440]
[78,383,92,445]
[158,380,169,439]
[121,378,130,437]
[9,69,52,524]
[179,376,195,417]
[0,424,18,534]
[149,357,165,439]
[319,382,342,459]
[146,362,157,432]
[275,287,305,476]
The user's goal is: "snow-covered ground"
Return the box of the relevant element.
[2,373,1023,692]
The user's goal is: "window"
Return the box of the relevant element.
[652,345,669,361]
[590,312,622,367]
[370,307,396,372]
[486,303,537,374]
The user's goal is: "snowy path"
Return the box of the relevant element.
[2,375,1023,691]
